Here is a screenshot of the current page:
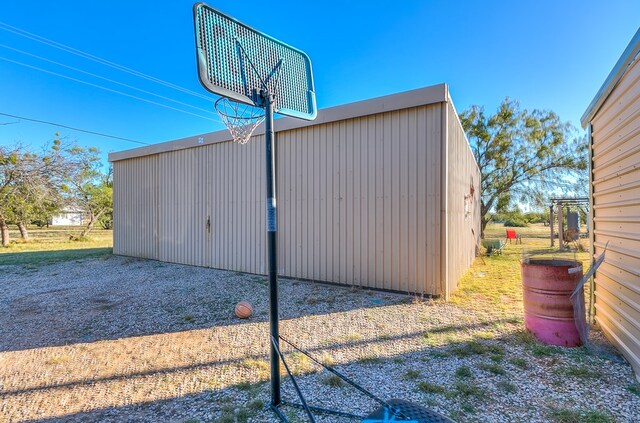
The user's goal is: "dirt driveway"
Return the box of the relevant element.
[1,256,639,422]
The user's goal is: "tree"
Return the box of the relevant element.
[459,98,588,237]
[64,147,113,237]
[0,138,72,247]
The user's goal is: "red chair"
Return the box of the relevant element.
[506,229,521,244]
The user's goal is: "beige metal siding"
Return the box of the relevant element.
[113,157,159,259]
[155,141,267,273]
[276,105,443,293]
[110,87,482,297]
[591,55,640,378]
[445,101,482,297]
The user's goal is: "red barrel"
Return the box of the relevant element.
[521,259,583,347]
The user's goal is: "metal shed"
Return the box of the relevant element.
[581,28,640,380]
[109,84,480,298]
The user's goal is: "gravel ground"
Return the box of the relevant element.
[1,255,639,422]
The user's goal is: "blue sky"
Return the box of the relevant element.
[1,0,639,164]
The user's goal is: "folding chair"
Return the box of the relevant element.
[506,229,521,244]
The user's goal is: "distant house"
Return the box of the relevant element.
[50,209,86,226]
[581,28,640,381]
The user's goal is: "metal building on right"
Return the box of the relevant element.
[581,28,640,381]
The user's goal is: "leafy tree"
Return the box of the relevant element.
[63,147,113,237]
[459,98,588,237]
[0,138,75,246]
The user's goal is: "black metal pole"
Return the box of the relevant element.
[263,92,280,407]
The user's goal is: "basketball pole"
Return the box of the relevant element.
[262,90,281,408]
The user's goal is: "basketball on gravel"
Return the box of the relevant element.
[234,301,253,319]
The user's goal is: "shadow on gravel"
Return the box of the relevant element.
[0,248,112,267]
[12,328,629,423]
[0,256,414,352]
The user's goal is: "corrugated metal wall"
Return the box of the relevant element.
[591,56,640,377]
[113,156,159,259]
[445,101,482,298]
[276,106,443,293]
[113,99,480,296]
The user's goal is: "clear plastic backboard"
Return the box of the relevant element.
[193,2,317,120]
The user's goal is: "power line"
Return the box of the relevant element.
[0,111,149,145]
[0,21,212,101]
[0,43,218,117]
[0,55,218,122]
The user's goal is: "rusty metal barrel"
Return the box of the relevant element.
[521,259,583,347]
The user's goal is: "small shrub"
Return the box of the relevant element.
[453,382,487,400]
[627,383,640,397]
[497,380,517,393]
[478,363,506,375]
[455,366,473,379]
[555,365,601,379]
[247,399,264,411]
[548,407,614,423]
[418,382,447,395]
[531,344,561,357]
[358,354,382,364]
[403,369,420,381]
[509,357,529,369]
[461,403,477,414]
[323,375,346,387]
[504,218,527,227]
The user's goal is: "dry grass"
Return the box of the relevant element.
[451,223,590,317]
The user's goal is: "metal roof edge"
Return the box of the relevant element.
[109,83,448,162]
[581,27,640,128]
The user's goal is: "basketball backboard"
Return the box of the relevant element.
[193,2,317,120]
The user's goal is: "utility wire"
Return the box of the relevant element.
[0,55,218,122]
[0,43,218,117]
[0,21,212,101]
[0,111,149,145]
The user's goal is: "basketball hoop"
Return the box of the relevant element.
[215,97,265,144]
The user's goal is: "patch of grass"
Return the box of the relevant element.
[475,331,496,339]
[497,380,517,393]
[241,358,270,379]
[453,382,488,400]
[478,363,506,375]
[393,357,406,364]
[453,223,592,317]
[509,357,529,369]
[627,383,640,397]
[417,382,448,395]
[403,369,420,381]
[184,419,200,423]
[236,408,250,423]
[247,399,264,411]
[289,351,316,375]
[489,353,504,363]
[181,314,195,323]
[455,366,473,379]
[460,403,477,414]
[548,407,614,423]
[321,353,335,366]
[555,365,601,379]
[358,354,383,364]
[323,374,346,387]
[530,343,561,357]
[45,355,71,365]
[214,414,234,423]
[0,226,113,267]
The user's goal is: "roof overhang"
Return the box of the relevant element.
[581,27,640,128]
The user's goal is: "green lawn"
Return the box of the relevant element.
[0,225,113,267]
[452,222,591,316]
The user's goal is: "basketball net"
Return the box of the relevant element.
[215,97,266,144]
